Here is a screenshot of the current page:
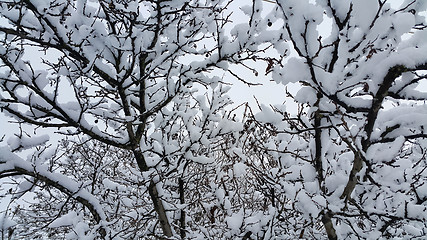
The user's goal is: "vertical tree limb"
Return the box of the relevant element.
[134,150,173,237]
[321,211,337,240]
[179,177,186,239]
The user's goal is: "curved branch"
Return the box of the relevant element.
[0,146,107,237]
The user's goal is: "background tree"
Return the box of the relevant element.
[243,0,427,239]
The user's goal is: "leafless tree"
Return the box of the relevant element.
[0,0,264,238]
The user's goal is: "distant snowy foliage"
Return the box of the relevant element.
[245,0,427,239]
[0,0,426,239]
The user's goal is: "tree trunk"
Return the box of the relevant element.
[134,150,173,237]
[322,211,337,240]
[148,180,173,237]
[178,178,186,239]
